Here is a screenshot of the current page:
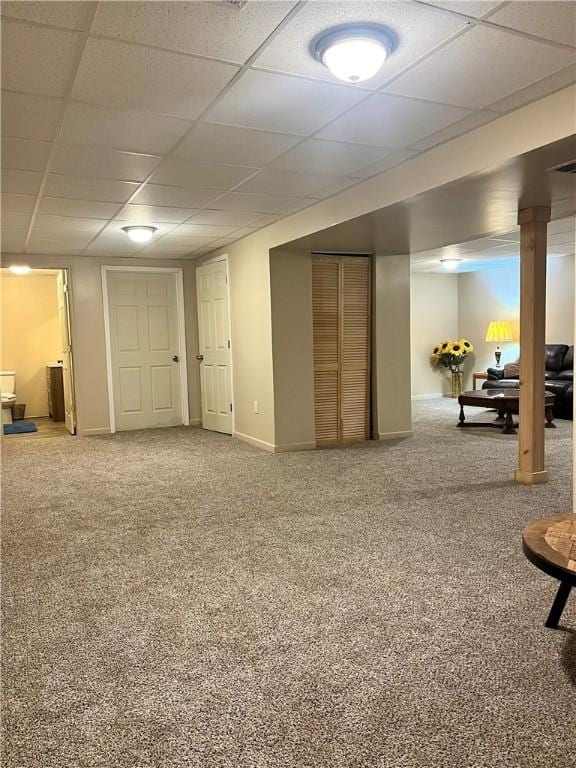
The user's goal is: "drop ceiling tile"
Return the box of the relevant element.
[150,158,258,189]
[92,1,296,63]
[175,122,301,166]
[1,91,63,141]
[270,139,394,177]
[33,215,107,234]
[318,93,470,147]
[385,25,576,109]
[1,211,31,229]
[488,1,576,47]
[60,102,192,155]
[1,193,36,214]
[354,149,420,177]
[487,64,576,113]
[254,1,470,87]
[45,174,139,202]
[1,20,83,97]
[72,38,239,120]
[209,191,314,214]
[225,226,260,239]
[84,240,139,255]
[28,228,94,245]
[412,110,500,150]
[186,209,264,226]
[2,1,95,30]
[423,1,501,17]
[38,197,120,219]
[51,145,161,182]
[2,168,43,195]
[132,184,219,208]
[171,224,240,238]
[310,176,359,198]
[27,238,88,255]
[235,168,356,197]
[1,137,52,172]
[116,204,198,224]
[205,69,365,135]
[1,228,27,252]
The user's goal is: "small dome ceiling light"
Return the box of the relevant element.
[121,225,158,244]
[440,258,464,271]
[9,264,31,275]
[312,24,395,84]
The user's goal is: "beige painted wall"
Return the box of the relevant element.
[457,254,574,388]
[226,243,275,449]
[1,254,202,435]
[269,249,315,451]
[410,273,459,398]
[373,254,412,438]
[1,273,61,417]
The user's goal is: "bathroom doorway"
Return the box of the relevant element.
[1,267,76,438]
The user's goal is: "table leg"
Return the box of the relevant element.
[545,581,572,628]
[502,410,516,434]
[458,404,465,427]
[545,406,556,429]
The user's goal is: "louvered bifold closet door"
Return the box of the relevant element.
[312,255,370,446]
[341,257,370,442]
[312,258,340,445]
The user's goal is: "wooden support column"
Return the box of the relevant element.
[514,206,551,485]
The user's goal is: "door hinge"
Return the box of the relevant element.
[227,339,231,349]
[230,403,233,412]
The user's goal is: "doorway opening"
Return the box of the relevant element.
[0,267,76,438]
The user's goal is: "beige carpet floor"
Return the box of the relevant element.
[2,399,575,768]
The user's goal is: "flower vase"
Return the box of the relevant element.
[451,370,463,398]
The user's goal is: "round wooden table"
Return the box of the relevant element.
[522,514,575,628]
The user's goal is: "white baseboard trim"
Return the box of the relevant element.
[189,417,201,426]
[377,430,413,441]
[233,430,276,452]
[411,393,450,400]
[78,427,111,436]
[233,431,315,453]
[274,441,316,453]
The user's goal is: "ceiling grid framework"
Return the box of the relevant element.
[1,0,575,260]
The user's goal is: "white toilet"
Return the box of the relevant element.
[1,371,16,424]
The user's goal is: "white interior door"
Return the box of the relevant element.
[196,259,232,434]
[56,269,76,435]
[106,271,183,431]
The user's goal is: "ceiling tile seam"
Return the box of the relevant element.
[22,1,102,253]
[78,0,310,257]
[1,135,164,162]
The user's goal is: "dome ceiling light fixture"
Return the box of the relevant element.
[440,258,464,270]
[312,24,396,84]
[121,225,158,244]
[9,264,31,275]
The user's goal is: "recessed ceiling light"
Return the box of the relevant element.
[440,258,464,271]
[9,264,31,275]
[121,225,158,244]
[312,24,395,84]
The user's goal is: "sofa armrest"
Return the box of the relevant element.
[487,367,505,380]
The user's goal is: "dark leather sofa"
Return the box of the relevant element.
[483,344,573,419]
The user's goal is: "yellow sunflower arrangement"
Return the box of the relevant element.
[431,338,474,371]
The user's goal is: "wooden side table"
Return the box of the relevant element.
[472,371,488,390]
[523,514,575,628]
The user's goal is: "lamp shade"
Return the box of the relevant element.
[485,320,514,343]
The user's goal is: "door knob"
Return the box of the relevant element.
[196,354,204,361]
[172,355,180,362]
